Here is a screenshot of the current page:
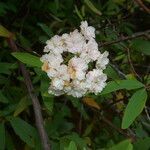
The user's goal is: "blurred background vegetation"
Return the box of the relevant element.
[0,0,150,150]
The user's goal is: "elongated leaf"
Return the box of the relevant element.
[12,52,42,68]
[84,0,102,15]
[9,117,38,147]
[104,65,120,80]
[108,139,133,150]
[13,96,32,117]
[67,141,77,150]
[18,34,32,49]
[0,104,17,117]
[131,39,150,55]
[0,75,8,85]
[0,25,12,38]
[134,137,150,150]
[0,91,9,103]
[65,133,87,149]
[101,79,144,95]
[83,97,100,110]
[83,123,94,136]
[0,63,18,75]
[41,95,54,113]
[0,123,5,150]
[122,89,147,129]
[5,131,15,150]
[75,5,83,20]
[41,79,54,112]
[37,23,53,37]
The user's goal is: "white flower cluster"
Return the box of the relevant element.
[40,21,109,98]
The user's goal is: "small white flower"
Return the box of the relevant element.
[56,65,70,81]
[80,21,95,40]
[86,69,102,82]
[51,78,64,90]
[44,35,64,54]
[47,68,57,78]
[42,53,63,68]
[81,39,100,62]
[68,56,88,80]
[65,29,85,54]
[86,69,107,94]
[96,51,109,70]
[48,87,64,96]
[68,80,87,98]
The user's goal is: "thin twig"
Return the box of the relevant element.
[101,116,136,142]
[145,64,150,82]
[145,106,150,121]
[7,39,50,150]
[134,0,150,14]
[126,47,142,81]
[101,117,125,136]
[109,63,126,79]
[84,104,137,142]
[78,104,83,135]
[99,30,150,47]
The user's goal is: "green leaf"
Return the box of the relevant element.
[0,104,17,117]
[75,5,83,20]
[83,123,93,136]
[101,79,144,95]
[0,2,7,16]
[131,39,150,55]
[0,63,11,75]
[0,63,18,75]
[84,0,102,15]
[65,132,87,149]
[13,96,32,116]
[104,65,120,80]
[122,89,147,129]
[0,123,5,150]
[0,25,12,38]
[67,141,77,150]
[37,23,53,37]
[41,79,54,112]
[108,139,133,150]
[113,0,126,5]
[18,34,32,49]
[42,96,54,112]
[134,137,150,150]
[5,131,15,150]
[8,117,38,147]
[12,52,42,68]
[39,35,49,43]
[0,75,8,85]
[0,91,9,103]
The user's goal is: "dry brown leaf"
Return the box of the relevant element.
[83,97,101,110]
